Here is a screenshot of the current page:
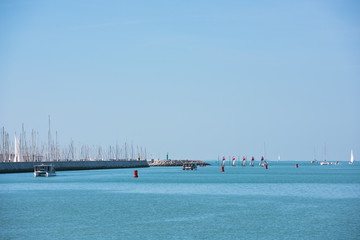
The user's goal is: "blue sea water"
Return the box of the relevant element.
[0,161,359,240]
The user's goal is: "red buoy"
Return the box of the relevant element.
[265,164,268,169]
[221,166,224,172]
[133,170,138,178]
[296,163,298,168]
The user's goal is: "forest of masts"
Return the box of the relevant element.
[0,123,148,163]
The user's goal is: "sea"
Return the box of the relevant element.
[0,161,359,240]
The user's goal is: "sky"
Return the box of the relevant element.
[0,0,359,161]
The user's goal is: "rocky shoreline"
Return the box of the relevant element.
[149,160,210,167]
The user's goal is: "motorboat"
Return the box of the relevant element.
[34,164,56,177]
[182,162,197,170]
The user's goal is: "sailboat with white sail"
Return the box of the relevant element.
[259,143,268,167]
[241,156,246,166]
[249,156,254,167]
[349,150,354,165]
[232,156,236,166]
[259,156,266,166]
[320,144,329,165]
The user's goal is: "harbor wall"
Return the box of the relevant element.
[0,160,149,173]
[149,160,210,167]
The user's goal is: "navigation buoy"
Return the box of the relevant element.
[134,170,138,178]
[265,165,268,169]
[221,166,224,172]
[296,163,298,168]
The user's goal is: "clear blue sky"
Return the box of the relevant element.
[1,0,359,161]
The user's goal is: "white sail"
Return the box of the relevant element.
[14,133,20,162]
[350,150,354,164]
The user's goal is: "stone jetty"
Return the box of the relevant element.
[149,160,210,167]
[0,160,149,173]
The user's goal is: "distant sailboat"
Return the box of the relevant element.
[311,148,317,163]
[259,156,268,167]
[320,144,329,165]
[278,155,280,162]
[249,156,254,167]
[349,150,354,165]
[259,143,268,167]
[241,156,246,166]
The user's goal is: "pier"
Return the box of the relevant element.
[0,160,149,173]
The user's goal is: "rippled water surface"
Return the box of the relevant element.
[1,161,359,239]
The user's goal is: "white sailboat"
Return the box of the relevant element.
[249,156,254,167]
[349,150,354,165]
[241,156,246,166]
[259,156,268,167]
[311,148,317,163]
[259,143,268,167]
[320,144,329,165]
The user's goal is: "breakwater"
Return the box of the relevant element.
[149,160,210,167]
[0,160,149,173]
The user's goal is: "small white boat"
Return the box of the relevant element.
[321,144,329,165]
[34,164,56,177]
[320,160,329,165]
[349,150,354,165]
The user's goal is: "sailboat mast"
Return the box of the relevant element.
[48,115,51,161]
[264,142,266,160]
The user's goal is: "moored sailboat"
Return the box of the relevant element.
[320,144,329,165]
[349,150,354,165]
[311,148,317,163]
